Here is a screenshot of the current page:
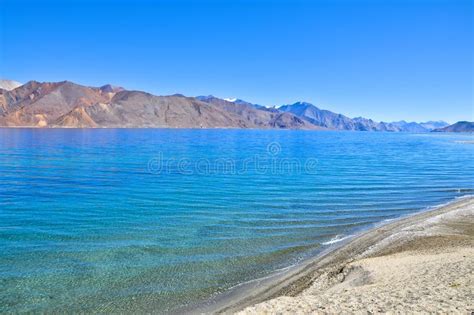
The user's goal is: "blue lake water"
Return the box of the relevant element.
[0,129,473,313]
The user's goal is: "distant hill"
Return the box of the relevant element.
[432,121,474,133]
[279,102,450,132]
[0,79,22,91]
[391,120,449,132]
[419,121,450,130]
[279,102,400,131]
[391,121,428,133]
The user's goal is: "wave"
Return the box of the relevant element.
[321,234,355,245]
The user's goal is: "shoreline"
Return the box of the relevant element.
[188,196,473,314]
[1,127,472,134]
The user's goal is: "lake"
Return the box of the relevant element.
[0,129,473,313]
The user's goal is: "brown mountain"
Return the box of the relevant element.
[0,80,317,129]
[0,81,112,127]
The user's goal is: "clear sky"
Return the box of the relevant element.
[0,0,472,123]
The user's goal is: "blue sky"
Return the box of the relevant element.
[0,0,472,123]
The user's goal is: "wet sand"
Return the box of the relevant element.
[209,197,474,314]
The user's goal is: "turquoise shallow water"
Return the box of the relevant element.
[0,129,473,313]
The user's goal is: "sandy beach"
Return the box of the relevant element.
[208,197,474,314]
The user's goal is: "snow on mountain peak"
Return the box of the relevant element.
[224,98,237,103]
[224,98,237,102]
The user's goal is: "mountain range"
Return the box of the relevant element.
[0,79,465,132]
[0,80,315,129]
[278,102,449,132]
